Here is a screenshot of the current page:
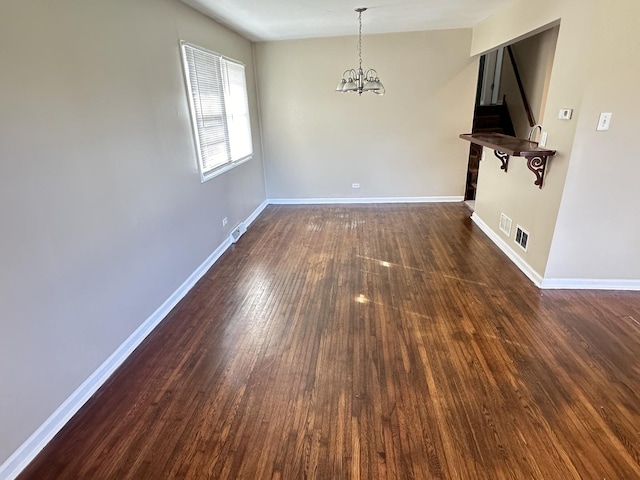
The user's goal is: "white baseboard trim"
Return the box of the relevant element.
[0,199,269,480]
[470,212,640,291]
[268,196,464,205]
[246,199,269,224]
[540,278,640,291]
[471,212,543,287]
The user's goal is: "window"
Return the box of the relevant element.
[181,42,253,181]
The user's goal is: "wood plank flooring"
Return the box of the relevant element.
[18,204,640,479]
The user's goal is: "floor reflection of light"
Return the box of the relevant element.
[224,262,275,347]
[380,261,391,268]
[356,294,368,304]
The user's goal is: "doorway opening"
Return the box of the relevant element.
[464,26,560,205]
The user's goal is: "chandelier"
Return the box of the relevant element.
[335,8,385,96]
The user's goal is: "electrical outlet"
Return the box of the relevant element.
[352,183,360,189]
[222,217,228,227]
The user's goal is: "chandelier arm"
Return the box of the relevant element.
[347,68,358,79]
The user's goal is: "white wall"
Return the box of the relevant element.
[0,0,265,466]
[255,29,477,200]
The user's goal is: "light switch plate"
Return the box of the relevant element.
[597,112,612,131]
[558,108,573,120]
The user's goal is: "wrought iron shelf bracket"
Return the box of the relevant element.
[526,156,548,189]
[494,150,510,172]
[460,133,556,190]
[490,151,548,188]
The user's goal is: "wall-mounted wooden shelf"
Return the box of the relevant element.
[459,133,557,189]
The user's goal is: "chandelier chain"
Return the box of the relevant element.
[358,10,363,71]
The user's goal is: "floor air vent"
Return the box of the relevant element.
[230,222,247,243]
[515,225,529,251]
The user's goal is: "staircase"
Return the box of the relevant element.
[465,98,515,201]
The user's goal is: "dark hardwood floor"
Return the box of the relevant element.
[19,204,640,479]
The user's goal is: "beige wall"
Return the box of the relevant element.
[473,0,640,283]
[545,0,640,281]
[499,27,559,138]
[472,0,598,276]
[255,30,477,200]
[0,0,265,465]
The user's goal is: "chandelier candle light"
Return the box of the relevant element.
[336,7,385,96]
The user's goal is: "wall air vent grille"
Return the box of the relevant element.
[515,225,529,251]
[499,213,512,236]
[230,222,247,243]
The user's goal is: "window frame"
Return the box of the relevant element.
[180,41,253,182]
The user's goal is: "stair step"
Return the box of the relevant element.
[473,127,504,134]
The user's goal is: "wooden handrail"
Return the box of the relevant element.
[506,45,536,128]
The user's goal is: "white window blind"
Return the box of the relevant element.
[181,42,253,181]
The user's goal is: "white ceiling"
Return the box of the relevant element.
[180,0,517,42]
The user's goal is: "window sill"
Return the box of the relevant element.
[200,155,253,183]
